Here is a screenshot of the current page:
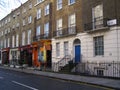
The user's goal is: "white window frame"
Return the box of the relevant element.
[45,4,50,15]
[23,8,26,13]
[5,19,7,24]
[23,19,26,26]
[36,26,41,36]
[1,40,3,49]
[44,22,49,37]
[12,36,15,48]
[94,36,104,56]
[64,42,69,56]
[16,34,19,47]
[5,29,7,35]
[56,43,60,57]
[68,0,75,5]
[28,30,31,44]
[37,0,44,4]
[22,32,25,46]
[7,38,10,47]
[8,17,11,22]
[69,13,76,27]
[68,13,76,34]
[29,3,32,9]
[92,4,103,29]
[8,28,10,33]
[56,18,62,36]
[28,15,32,24]
[4,39,6,48]
[57,0,62,10]
[37,9,41,19]
[1,31,3,36]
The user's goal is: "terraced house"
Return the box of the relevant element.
[0,0,120,78]
[52,0,83,71]
[52,0,120,78]
[79,0,120,77]
[0,0,53,68]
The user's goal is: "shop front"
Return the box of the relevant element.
[2,48,10,64]
[20,45,32,67]
[32,42,40,67]
[9,48,20,67]
[32,40,52,69]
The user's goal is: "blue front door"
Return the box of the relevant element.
[75,45,81,63]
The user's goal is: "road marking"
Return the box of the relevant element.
[12,81,39,90]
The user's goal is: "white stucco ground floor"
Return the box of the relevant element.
[52,26,120,74]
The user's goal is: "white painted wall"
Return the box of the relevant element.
[52,26,120,64]
[80,26,120,63]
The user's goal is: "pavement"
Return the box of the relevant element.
[0,65,120,90]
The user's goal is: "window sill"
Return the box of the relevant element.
[57,8,62,11]
[34,1,44,7]
[94,55,104,57]
[68,2,75,6]
[44,14,49,16]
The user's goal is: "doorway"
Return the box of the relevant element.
[73,39,81,63]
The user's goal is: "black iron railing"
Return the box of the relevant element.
[33,33,51,41]
[74,62,120,78]
[53,26,77,37]
[84,17,109,31]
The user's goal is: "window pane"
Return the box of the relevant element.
[37,9,41,19]
[69,13,76,27]
[69,0,75,5]
[64,42,69,56]
[94,36,104,56]
[57,0,62,10]
[44,23,49,33]
[36,26,41,36]
[56,43,60,57]
[45,4,50,15]
[28,30,31,44]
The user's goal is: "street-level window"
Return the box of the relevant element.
[64,42,69,56]
[69,0,75,5]
[45,4,50,15]
[94,36,104,56]
[57,0,62,10]
[37,9,41,19]
[56,43,60,57]
[36,26,41,36]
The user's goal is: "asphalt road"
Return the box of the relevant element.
[0,68,113,90]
